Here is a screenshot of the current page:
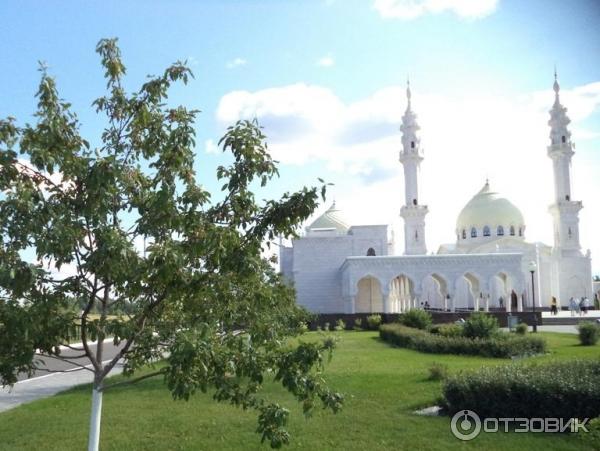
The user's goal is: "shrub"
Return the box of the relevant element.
[379,324,546,358]
[463,312,499,339]
[443,360,600,420]
[298,322,309,334]
[427,362,449,381]
[433,323,463,338]
[514,322,528,335]
[579,416,600,448]
[353,318,363,331]
[577,321,599,346]
[366,314,382,330]
[334,319,346,331]
[400,309,432,330]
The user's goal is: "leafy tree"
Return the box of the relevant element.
[0,39,342,450]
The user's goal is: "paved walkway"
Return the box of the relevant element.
[0,340,124,413]
[541,309,600,319]
[0,362,124,413]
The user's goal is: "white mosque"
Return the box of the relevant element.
[279,74,593,314]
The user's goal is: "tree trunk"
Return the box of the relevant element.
[88,384,103,451]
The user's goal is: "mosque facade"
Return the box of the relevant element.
[279,75,593,314]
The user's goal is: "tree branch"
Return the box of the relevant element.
[32,357,95,372]
[81,274,100,372]
[102,369,165,391]
[100,291,166,380]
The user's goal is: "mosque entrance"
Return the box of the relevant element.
[355,276,383,313]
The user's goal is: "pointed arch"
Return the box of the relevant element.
[421,273,449,309]
[356,276,383,313]
[388,274,415,313]
[490,271,513,310]
[455,272,481,310]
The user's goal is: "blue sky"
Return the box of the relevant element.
[1,0,599,273]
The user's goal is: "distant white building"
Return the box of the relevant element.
[280,75,593,313]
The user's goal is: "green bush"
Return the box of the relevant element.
[379,324,546,358]
[577,321,599,346]
[353,318,363,331]
[443,360,600,420]
[579,416,600,449]
[463,312,499,339]
[298,322,309,334]
[334,319,346,331]
[427,362,449,381]
[366,314,382,330]
[515,322,528,335]
[431,323,463,338]
[400,309,432,330]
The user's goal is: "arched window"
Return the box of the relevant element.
[471,227,477,238]
[483,226,491,237]
[462,229,466,239]
[568,227,572,238]
[411,141,415,149]
[518,227,522,237]
[566,194,570,201]
[561,135,566,143]
[497,226,504,236]
[412,198,417,205]
[367,247,376,256]
[510,226,515,236]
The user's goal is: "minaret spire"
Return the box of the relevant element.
[553,66,560,105]
[547,71,582,256]
[399,80,428,255]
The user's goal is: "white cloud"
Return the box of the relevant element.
[215,80,600,272]
[373,0,499,20]
[226,57,247,69]
[317,55,335,67]
[204,138,219,154]
[186,56,200,67]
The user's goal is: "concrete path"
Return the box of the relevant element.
[541,310,600,319]
[0,340,124,413]
[536,325,578,334]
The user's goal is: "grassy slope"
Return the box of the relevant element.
[0,332,597,451]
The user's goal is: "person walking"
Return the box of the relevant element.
[582,296,591,315]
[569,297,577,317]
[550,296,558,315]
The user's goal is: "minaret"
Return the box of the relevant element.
[399,80,428,255]
[547,70,583,256]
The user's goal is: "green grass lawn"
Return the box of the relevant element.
[0,331,597,450]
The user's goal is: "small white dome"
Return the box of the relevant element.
[308,202,349,233]
[456,182,525,236]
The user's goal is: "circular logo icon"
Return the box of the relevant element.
[451,410,482,441]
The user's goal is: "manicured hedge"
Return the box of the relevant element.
[379,324,546,358]
[399,309,432,330]
[443,359,600,420]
